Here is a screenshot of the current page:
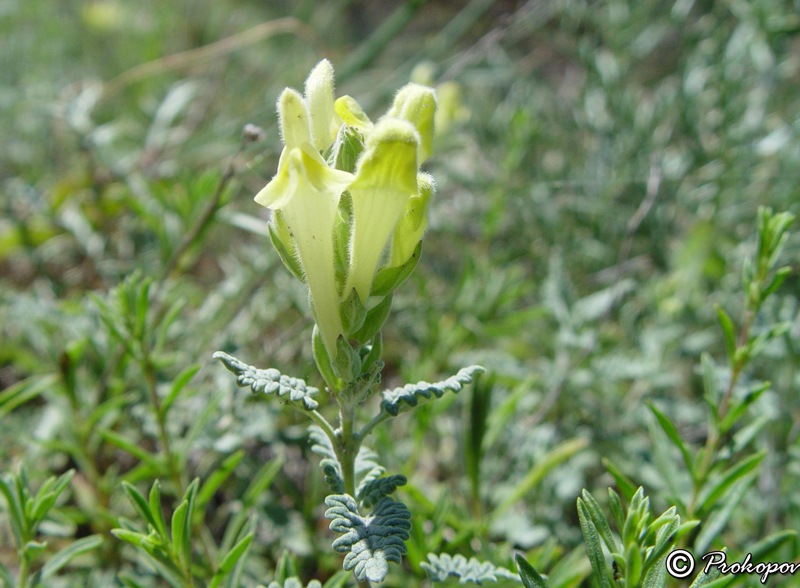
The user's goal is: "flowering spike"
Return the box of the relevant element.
[347,118,419,303]
[387,83,437,163]
[305,59,338,152]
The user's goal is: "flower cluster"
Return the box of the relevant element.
[256,60,436,361]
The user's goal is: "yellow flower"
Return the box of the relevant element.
[255,60,439,357]
[345,118,420,304]
[255,85,353,356]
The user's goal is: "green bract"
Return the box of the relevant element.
[255,60,437,359]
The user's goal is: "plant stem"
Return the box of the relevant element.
[339,405,358,498]
[158,134,246,286]
[17,554,28,588]
[359,411,390,440]
[337,402,371,588]
[141,347,183,493]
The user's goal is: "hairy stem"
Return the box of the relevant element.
[339,405,358,498]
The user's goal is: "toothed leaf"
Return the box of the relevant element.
[265,579,322,588]
[324,494,411,583]
[421,553,520,585]
[357,475,407,509]
[214,352,319,411]
[381,366,484,416]
[309,426,345,494]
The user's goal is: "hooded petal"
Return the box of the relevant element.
[334,95,374,133]
[390,172,434,268]
[277,88,312,149]
[304,59,339,152]
[387,83,437,163]
[255,146,354,355]
[346,118,419,303]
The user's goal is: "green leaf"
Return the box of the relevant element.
[601,459,637,502]
[516,554,548,588]
[119,571,149,588]
[171,500,189,568]
[268,212,306,283]
[643,516,679,573]
[111,529,148,547]
[748,529,797,562]
[381,365,485,416]
[421,553,520,585]
[579,490,619,554]
[175,479,199,571]
[122,482,159,533]
[648,404,695,476]
[331,335,362,382]
[208,531,254,588]
[242,456,285,508]
[218,532,253,575]
[608,488,625,533]
[576,499,611,588]
[493,438,588,521]
[350,292,393,344]
[719,382,769,435]
[688,560,722,588]
[324,494,412,583]
[625,542,642,587]
[714,304,737,362]
[24,540,48,559]
[275,550,298,585]
[103,430,164,471]
[149,481,169,540]
[198,451,245,509]
[40,534,103,579]
[313,324,343,393]
[694,475,754,553]
[371,241,422,297]
[695,452,765,515]
[321,570,352,588]
[761,265,791,300]
[466,373,491,503]
[163,363,201,415]
[0,375,57,419]
[213,352,319,411]
[339,288,368,335]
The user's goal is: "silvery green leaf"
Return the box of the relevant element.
[309,426,344,494]
[324,494,411,583]
[421,553,520,585]
[357,475,407,509]
[266,580,322,588]
[214,352,319,411]
[380,366,485,416]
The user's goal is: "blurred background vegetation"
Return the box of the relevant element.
[1,0,799,586]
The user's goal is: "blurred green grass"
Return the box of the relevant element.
[1,0,800,586]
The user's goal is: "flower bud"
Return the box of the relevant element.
[304,59,338,152]
[387,83,437,163]
[277,88,311,149]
